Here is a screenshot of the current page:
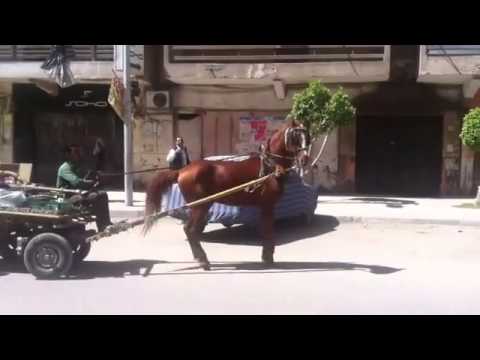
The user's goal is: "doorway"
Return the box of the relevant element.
[356,116,443,196]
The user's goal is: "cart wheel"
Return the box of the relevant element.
[73,241,91,263]
[23,233,73,279]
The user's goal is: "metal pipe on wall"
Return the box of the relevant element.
[123,45,133,206]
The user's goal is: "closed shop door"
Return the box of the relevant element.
[356,116,443,196]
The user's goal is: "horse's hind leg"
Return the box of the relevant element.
[260,206,275,266]
[183,205,211,271]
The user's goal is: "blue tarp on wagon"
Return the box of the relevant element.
[161,172,318,227]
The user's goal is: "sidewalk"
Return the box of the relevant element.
[108,191,145,219]
[315,195,480,227]
[107,191,480,227]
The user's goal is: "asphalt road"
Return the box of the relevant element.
[1,215,480,315]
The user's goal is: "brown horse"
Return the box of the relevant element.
[144,119,310,270]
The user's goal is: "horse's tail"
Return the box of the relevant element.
[143,169,180,235]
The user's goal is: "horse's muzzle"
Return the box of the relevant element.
[300,154,309,167]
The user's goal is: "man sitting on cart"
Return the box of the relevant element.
[56,144,112,232]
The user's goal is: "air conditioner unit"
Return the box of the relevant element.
[146,91,171,113]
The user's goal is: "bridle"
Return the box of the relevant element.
[285,126,310,153]
[246,125,310,192]
[264,126,310,161]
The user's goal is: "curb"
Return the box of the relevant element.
[110,210,145,219]
[334,216,480,227]
[108,211,480,227]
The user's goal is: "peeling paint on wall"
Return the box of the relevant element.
[0,96,13,163]
[237,115,286,153]
[308,131,339,191]
[132,114,174,188]
[442,112,462,195]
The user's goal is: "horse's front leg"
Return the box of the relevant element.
[260,206,275,266]
[184,206,211,271]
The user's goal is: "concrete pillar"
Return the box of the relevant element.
[460,144,475,195]
[308,129,339,191]
[132,112,174,188]
[0,83,13,163]
[337,121,357,193]
[441,111,462,196]
[461,80,480,196]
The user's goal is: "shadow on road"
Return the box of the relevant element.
[318,197,418,208]
[0,260,25,276]
[0,259,164,280]
[351,198,418,208]
[153,261,403,276]
[201,214,339,246]
[69,260,164,280]
[0,258,403,279]
[0,213,398,280]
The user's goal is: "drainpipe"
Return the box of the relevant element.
[123,45,133,206]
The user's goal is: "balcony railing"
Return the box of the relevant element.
[0,45,114,62]
[427,45,480,56]
[168,45,387,63]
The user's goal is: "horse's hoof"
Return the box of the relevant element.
[195,258,211,271]
[200,261,211,271]
[262,256,274,267]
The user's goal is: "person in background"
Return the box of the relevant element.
[166,137,190,170]
[93,137,106,172]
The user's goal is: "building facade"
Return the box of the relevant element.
[0,45,143,187]
[1,45,479,196]
[142,45,479,197]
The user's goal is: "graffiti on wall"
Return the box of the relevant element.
[237,115,286,153]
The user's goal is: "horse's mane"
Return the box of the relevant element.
[275,119,302,138]
[284,118,302,130]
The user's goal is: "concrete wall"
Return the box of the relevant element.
[129,80,472,196]
[417,46,480,195]
[441,111,462,195]
[0,83,13,163]
[0,45,144,83]
[132,106,342,192]
[0,62,113,82]
[164,47,390,85]
[337,122,357,193]
[418,45,480,84]
[201,111,287,156]
[460,144,476,195]
[305,130,339,192]
[132,113,174,187]
[172,83,378,111]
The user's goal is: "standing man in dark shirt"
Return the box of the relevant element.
[166,137,190,170]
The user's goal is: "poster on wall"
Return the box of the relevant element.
[237,115,287,153]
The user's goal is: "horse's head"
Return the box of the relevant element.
[268,118,311,168]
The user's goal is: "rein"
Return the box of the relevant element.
[98,166,171,176]
[97,153,254,177]
[264,147,308,161]
[97,126,309,177]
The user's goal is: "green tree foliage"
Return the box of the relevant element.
[290,81,356,139]
[460,107,480,152]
